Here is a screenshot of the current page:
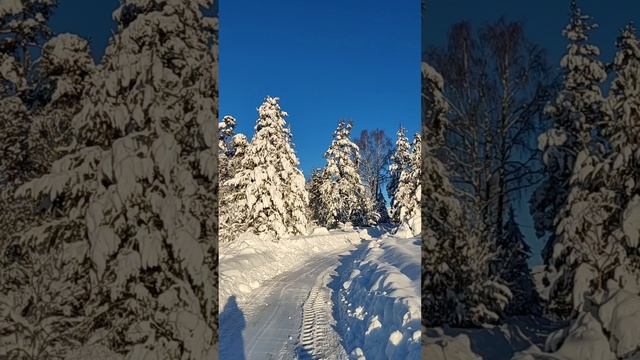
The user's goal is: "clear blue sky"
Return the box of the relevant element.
[219,0,421,180]
[48,0,420,192]
[49,1,116,60]
[424,0,640,265]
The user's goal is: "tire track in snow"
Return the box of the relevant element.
[238,249,351,360]
[296,267,348,359]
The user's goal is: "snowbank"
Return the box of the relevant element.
[218,229,361,309]
[423,330,482,360]
[513,290,640,360]
[333,235,421,359]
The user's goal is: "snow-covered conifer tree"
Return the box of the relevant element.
[219,133,250,243]
[218,115,236,182]
[317,120,375,228]
[387,126,411,223]
[13,1,219,358]
[307,167,326,225]
[227,96,308,240]
[0,0,57,97]
[391,132,421,234]
[604,25,640,291]
[544,24,640,317]
[532,1,608,318]
[29,34,95,174]
[498,208,540,315]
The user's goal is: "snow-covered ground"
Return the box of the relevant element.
[330,231,421,360]
[423,317,566,360]
[422,288,640,360]
[219,227,421,360]
[218,228,362,309]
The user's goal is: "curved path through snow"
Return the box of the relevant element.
[219,248,352,360]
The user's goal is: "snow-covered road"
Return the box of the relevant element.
[219,229,421,360]
[219,249,350,360]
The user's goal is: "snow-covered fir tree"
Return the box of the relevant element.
[316,120,375,228]
[604,24,640,292]
[422,62,511,327]
[387,126,411,223]
[225,96,309,240]
[545,24,640,317]
[218,114,236,182]
[498,207,541,315]
[0,0,58,183]
[533,1,608,318]
[0,34,97,358]
[12,1,219,358]
[29,33,96,174]
[0,0,57,97]
[219,132,250,243]
[307,167,327,225]
[391,132,421,234]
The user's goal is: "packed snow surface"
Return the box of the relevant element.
[219,229,361,309]
[331,231,421,359]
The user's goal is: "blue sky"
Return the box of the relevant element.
[219,0,421,179]
[424,0,640,265]
[47,0,421,181]
[49,1,116,60]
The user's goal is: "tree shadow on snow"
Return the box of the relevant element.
[326,241,372,356]
[294,344,316,360]
[219,296,247,360]
[441,316,567,360]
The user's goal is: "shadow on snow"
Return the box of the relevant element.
[219,295,247,360]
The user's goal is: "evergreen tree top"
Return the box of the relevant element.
[219,115,237,141]
[565,0,598,43]
[504,206,531,254]
[395,126,409,144]
[255,96,290,134]
[613,23,640,68]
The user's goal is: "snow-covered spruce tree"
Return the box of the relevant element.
[391,132,421,234]
[533,1,607,318]
[422,62,511,327]
[0,0,58,184]
[29,34,96,175]
[0,34,96,359]
[217,114,236,183]
[13,1,219,358]
[225,96,308,240]
[546,24,640,316]
[317,120,375,228]
[307,167,326,226]
[387,126,411,223]
[0,0,57,97]
[602,24,640,291]
[219,133,250,243]
[498,207,541,315]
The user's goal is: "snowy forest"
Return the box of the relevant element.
[423,1,640,359]
[0,0,219,359]
[218,97,422,244]
[217,97,423,359]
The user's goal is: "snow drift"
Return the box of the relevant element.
[332,235,421,359]
[513,290,640,360]
[218,229,362,309]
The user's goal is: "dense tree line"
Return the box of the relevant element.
[422,0,640,333]
[0,1,219,359]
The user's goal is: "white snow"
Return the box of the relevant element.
[514,291,640,360]
[423,332,482,360]
[218,229,361,308]
[598,290,640,358]
[333,235,421,359]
